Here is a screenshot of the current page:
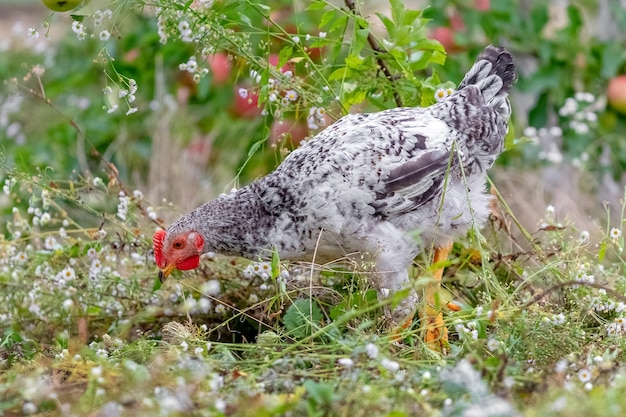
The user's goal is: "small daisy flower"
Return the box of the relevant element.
[610,227,622,241]
[579,230,590,243]
[99,30,110,41]
[578,368,592,383]
[178,21,190,32]
[486,338,500,352]
[434,88,448,102]
[285,90,298,101]
[215,304,226,314]
[71,21,84,34]
[337,358,354,368]
[381,358,400,372]
[555,359,568,373]
[292,35,300,43]
[365,343,379,359]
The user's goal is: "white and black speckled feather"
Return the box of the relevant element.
[163,45,516,322]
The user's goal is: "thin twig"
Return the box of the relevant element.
[521,280,626,308]
[344,0,403,107]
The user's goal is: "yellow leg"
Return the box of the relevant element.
[422,242,453,351]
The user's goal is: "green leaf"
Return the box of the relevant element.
[345,54,365,70]
[271,249,280,280]
[304,380,335,407]
[278,45,293,69]
[329,14,348,32]
[375,12,396,37]
[598,241,607,263]
[306,0,328,11]
[152,275,162,291]
[504,123,516,150]
[328,66,349,81]
[319,9,335,29]
[283,299,324,340]
[247,139,265,157]
[238,11,252,27]
[353,28,369,55]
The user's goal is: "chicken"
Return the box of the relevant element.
[153,45,516,347]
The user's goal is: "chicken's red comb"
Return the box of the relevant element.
[153,229,166,268]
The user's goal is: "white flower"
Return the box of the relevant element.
[180,341,188,351]
[99,30,110,41]
[178,21,190,32]
[126,107,138,115]
[337,358,354,368]
[579,230,590,243]
[45,236,61,250]
[546,205,555,215]
[292,36,300,43]
[523,126,537,138]
[215,304,226,314]
[486,338,500,351]
[610,227,622,241]
[91,365,103,377]
[555,359,568,373]
[380,358,400,372]
[434,88,449,102]
[285,90,298,101]
[201,280,221,296]
[319,32,327,38]
[22,402,37,415]
[71,21,84,34]
[365,343,379,359]
[40,212,51,225]
[63,299,74,310]
[238,88,248,98]
[578,368,592,383]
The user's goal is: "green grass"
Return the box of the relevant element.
[0,167,625,416]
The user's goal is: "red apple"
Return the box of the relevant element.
[205,52,231,85]
[474,0,490,11]
[231,85,262,119]
[430,27,463,53]
[607,75,626,115]
[268,54,296,74]
[269,119,309,147]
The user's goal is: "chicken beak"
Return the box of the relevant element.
[158,263,176,283]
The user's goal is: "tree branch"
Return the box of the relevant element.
[344,0,403,108]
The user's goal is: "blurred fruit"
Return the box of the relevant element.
[430,27,463,53]
[232,85,262,119]
[269,119,309,147]
[474,0,491,11]
[41,0,82,12]
[268,54,296,74]
[205,53,231,85]
[607,75,626,115]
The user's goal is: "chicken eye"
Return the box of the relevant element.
[173,240,185,249]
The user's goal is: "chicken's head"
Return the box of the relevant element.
[153,228,205,282]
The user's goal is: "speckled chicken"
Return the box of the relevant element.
[154,45,516,345]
